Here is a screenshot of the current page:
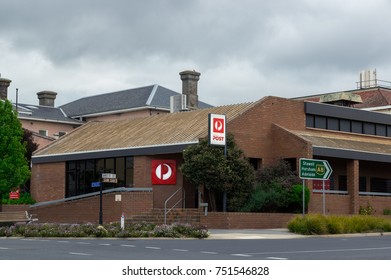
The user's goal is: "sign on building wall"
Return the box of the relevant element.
[151,160,177,185]
[208,113,226,146]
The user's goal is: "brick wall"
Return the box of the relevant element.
[309,193,351,214]
[229,97,307,165]
[134,154,187,208]
[30,162,65,202]
[200,212,297,229]
[28,191,153,224]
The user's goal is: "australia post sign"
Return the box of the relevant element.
[151,160,177,185]
[208,113,226,146]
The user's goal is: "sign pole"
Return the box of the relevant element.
[322,180,326,215]
[302,179,305,217]
[99,180,103,225]
[222,140,227,212]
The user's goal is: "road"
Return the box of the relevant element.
[1,234,391,260]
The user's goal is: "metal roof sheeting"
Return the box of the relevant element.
[33,102,254,158]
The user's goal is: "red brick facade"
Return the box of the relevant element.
[27,96,391,226]
[30,162,65,202]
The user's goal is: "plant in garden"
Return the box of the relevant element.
[0,100,31,200]
[180,134,255,211]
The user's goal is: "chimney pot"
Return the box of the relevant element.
[0,77,12,101]
[37,90,57,107]
[179,70,200,109]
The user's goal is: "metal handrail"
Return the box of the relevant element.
[164,187,185,225]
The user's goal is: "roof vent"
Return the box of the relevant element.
[320,92,362,107]
[170,95,188,113]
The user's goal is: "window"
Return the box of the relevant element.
[363,123,375,135]
[314,116,327,129]
[359,177,367,192]
[370,177,391,193]
[338,175,347,191]
[65,156,134,198]
[39,130,48,136]
[327,118,339,131]
[340,119,351,132]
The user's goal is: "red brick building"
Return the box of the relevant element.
[29,95,391,224]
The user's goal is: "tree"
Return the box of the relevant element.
[180,134,255,211]
[0,100,31,200]
[21,128,39,193]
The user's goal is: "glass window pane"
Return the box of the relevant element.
[126,157,134,187]
[116,157,125,187]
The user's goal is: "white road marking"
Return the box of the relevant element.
[0,247,10,250]
[231,253,252,257]
[267,257,288,260]
[121,244,136,248]
[146,246,161,250]
[173,249,189,252]
[69,252,92,256]
[99,243,111,246]
[200,251,218,255]
[77,242,91,245]
[244,246,391,256]
[57,241,69,243]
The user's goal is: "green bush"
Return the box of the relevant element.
[242,183,310,213]
[0,222,209,239]
[1,192,36,205]
[383,208,391,215]
[288,214,391,235]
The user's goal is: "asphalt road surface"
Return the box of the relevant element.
[1,234,391,260]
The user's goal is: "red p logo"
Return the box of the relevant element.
[151,160,176,185]
[213,118,225,133]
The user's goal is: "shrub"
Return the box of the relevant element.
[359,203,374,215]
[288,214,391,235]
[1,192,36,205]
[383,208,391,215]
[0,222,209,238]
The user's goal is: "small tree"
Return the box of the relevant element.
[180,134,255,211]
[0,100,31,200]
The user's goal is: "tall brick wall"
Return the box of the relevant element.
[30,162,65,202]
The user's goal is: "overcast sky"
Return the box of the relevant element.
[1,0,391,107]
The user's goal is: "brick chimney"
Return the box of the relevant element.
[179,70,201,109]
[37,90,57,107]
[0,77,12,100]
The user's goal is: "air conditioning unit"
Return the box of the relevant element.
[170,95,188,113]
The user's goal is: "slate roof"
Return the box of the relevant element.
[60,84,212,118]
[33,102,254,159]
[16,103,82,125]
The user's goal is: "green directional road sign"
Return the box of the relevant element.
[299,158,332,180]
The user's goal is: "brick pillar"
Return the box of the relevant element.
[347,159,359,214]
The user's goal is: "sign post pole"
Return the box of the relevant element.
[302,179,305,217]
[299,158,333,216]
[99,180,103,225]
[322,180,326,215]
[208,113,227,212]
